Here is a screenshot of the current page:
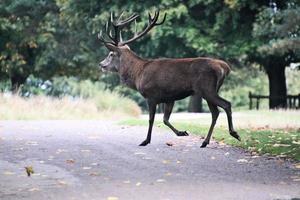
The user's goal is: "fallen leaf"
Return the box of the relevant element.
[273,144,291,147]
[176,160,181,164]
[66,159,75,164]
[134,152,145,155]
[166,142,173,146]
[82,167,91,170]
[123,180,131,184]
[251,155,260,158]
[156,179,166,183]
[81,149,91,153]
[56,149,67,154]
[90,163,98,166]
[292,141,300,145]
[28,188,39,192]
[277,160,284,165]
[57,180,68,185]
[224,152,230,156]
[136,182,141,186]
[162,160,170,164]
[165,172,172,176]
[25,166,34,177]
[218,139,225,146]
[211,156,216,160]
[3,171,15,175]
[237,159,248,163]
[107,197,119,200]
[26,141,38,146]
[295,163,300,169]
[89,172,101,176]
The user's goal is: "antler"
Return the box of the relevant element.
[98,11,166,46]
[98,12,139,46]
[97,22,115,46]
[119,11,166,46]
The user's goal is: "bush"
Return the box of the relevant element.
[0,76,141,119]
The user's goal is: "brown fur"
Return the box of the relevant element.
[100,45,240,147]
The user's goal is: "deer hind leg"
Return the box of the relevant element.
[200,102,219,148]
[205,93,241,142]
[163,102,188,136]
[140,100,157,146]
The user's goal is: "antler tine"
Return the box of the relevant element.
[119,10,166,46]
[119,31,123,42]
[105,21,115,41]
[134,19,137,36]
[155,13,166,25]
[110,12,114,23]
[148,11,159,24]
[107,29,115,42]
[115,13,139,28]
[98,30,114,45]
[118,10,124,21]
[99,10,166,46]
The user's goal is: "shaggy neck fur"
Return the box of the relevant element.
[119,48,147,90]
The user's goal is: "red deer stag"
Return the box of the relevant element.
[98,11,240,147]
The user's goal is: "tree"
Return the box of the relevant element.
[0,0,61,91]
[0,0,103,92]
[252,1,300,108]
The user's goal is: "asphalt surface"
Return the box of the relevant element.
[0,120,299,200]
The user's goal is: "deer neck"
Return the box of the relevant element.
[119,49,146,90]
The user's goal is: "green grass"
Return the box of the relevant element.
[120,118,300,161]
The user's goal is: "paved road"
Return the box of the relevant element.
[0,121,299,200]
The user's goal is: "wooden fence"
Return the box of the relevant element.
[249,92,300,110]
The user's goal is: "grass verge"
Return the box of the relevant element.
[120,117,300,161]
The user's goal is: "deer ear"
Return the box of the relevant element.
[104,43,119,52]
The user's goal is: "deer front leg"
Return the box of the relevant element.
[139,100,157,146]
[163,102,188,136]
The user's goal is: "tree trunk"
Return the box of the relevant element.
[188,94,203,112]
[11,73,27,94]
[266,65,287,109]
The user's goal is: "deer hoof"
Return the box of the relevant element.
[230,131,241,141]
[200,141,209,148]
[177,131,189,136]
[139,140,150,146]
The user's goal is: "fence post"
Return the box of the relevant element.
[256,97,260,110]
[298,94,300,109]
[249,92,252,110]
[288,96,292,109]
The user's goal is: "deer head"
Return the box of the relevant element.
[98,11,166,72]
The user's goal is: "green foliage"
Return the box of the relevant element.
[19,75,106,98]
[220,67,269,109]
[253,4,300,58]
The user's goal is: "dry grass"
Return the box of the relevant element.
[0,93,141,120]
